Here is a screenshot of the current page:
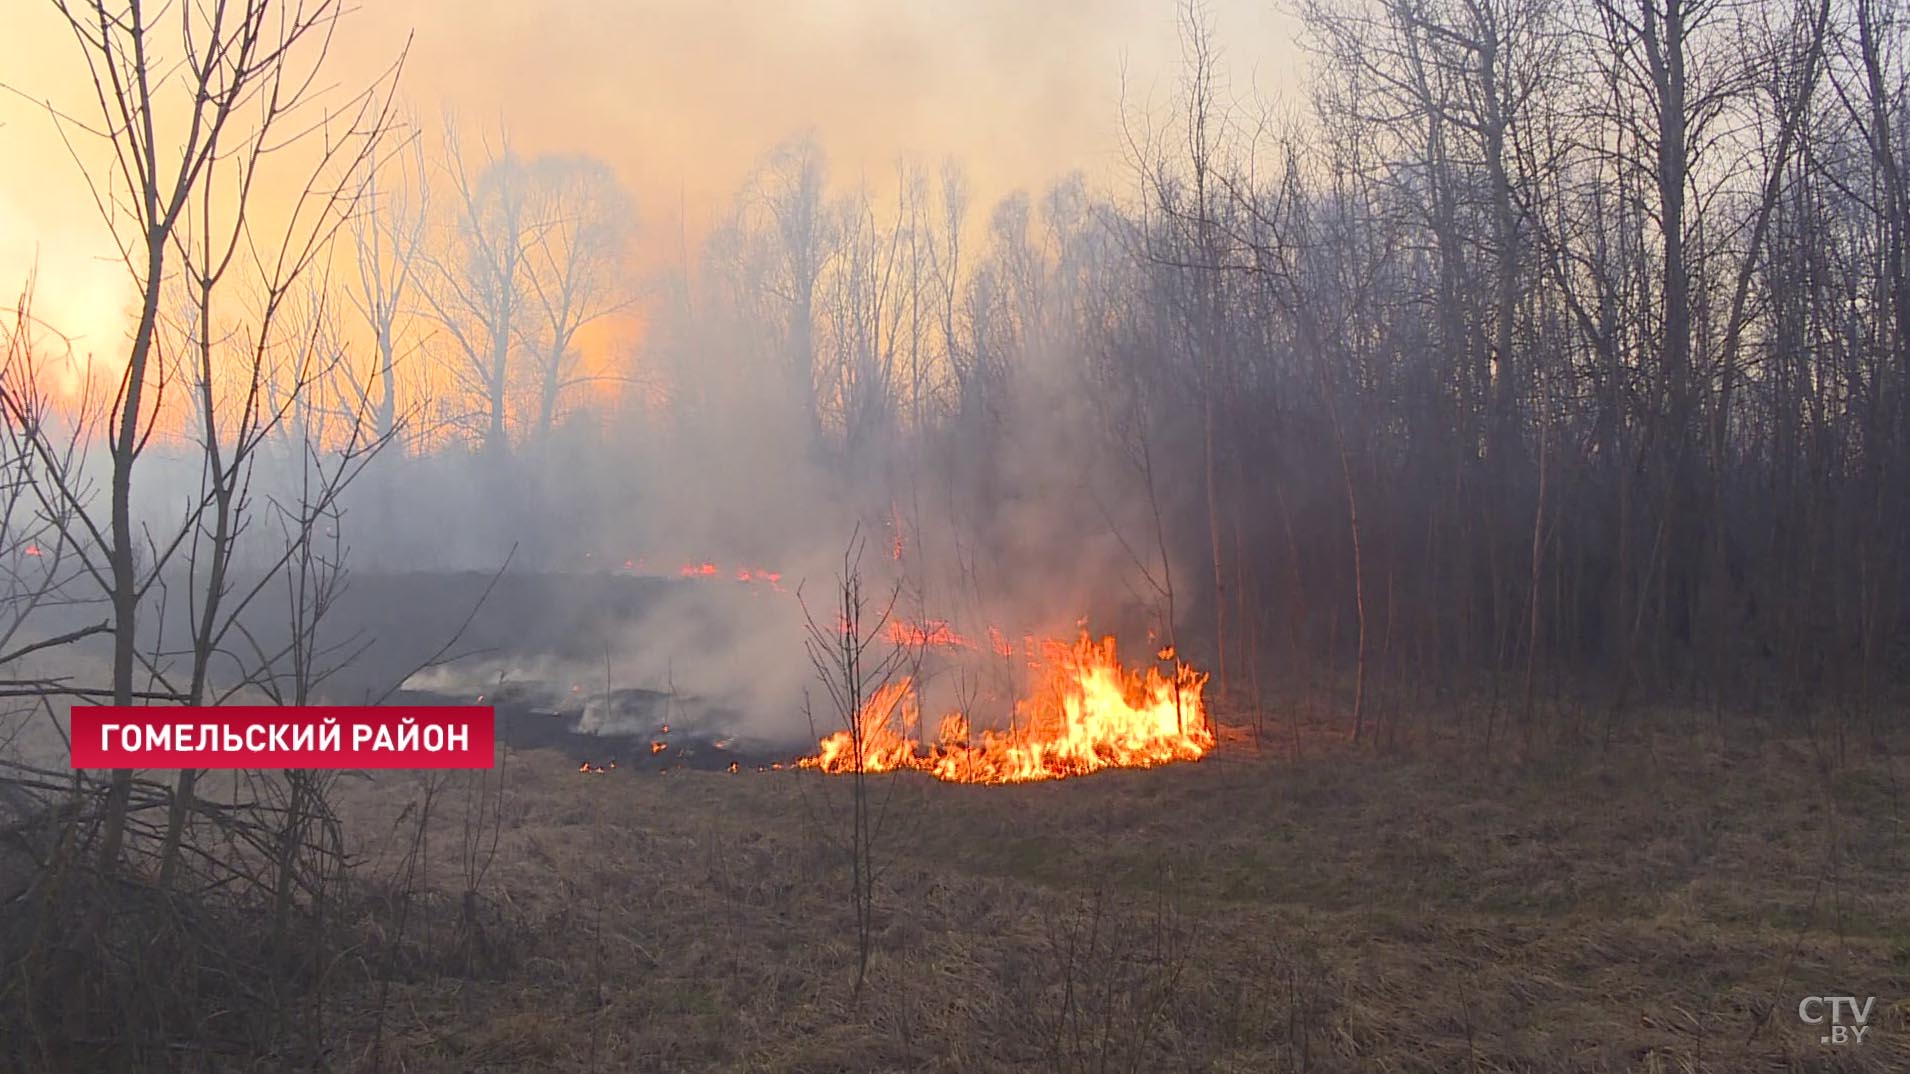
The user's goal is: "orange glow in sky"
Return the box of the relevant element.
[0,0,1303,405]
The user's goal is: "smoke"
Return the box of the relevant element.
[0,0,1288,751]
[393,576,815,746]
[331,304,1187,748]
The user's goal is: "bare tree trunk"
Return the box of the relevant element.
[97,234,163,872]
[1522,377,1551,744]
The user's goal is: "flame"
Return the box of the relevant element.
[885,617,972,650]
[669,560,788,593]
[987,626,1016,658]
[799,633,1211,784]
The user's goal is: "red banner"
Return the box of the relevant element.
[70,706,496,769]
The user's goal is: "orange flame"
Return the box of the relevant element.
[987,626,1016,658]
[799,633,1211,784]
[885,617,972,650]
[669,560,788,593]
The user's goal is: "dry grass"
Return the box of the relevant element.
[324,710,1910,1073]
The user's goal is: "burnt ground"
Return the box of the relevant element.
[262,569,723,705]
[322,709,1910,1074]
[389,684,792,773]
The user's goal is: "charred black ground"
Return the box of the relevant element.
[327,570,816,768]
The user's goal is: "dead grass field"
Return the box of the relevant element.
[327,710,1910,1073]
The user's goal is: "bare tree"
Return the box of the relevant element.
[23,0,401,870]
[348,121,431,446]
[516,153,636,443]
[757,134,837,446]
[798,533,907,1006]
[426,125,534,456]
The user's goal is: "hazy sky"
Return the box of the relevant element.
[0,0,1304,351]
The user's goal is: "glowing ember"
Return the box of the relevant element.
[650,740,668,755]
[799,633,1211,784]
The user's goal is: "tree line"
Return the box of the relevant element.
[621,0,1910,740]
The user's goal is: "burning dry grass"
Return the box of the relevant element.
[799,633,1212,783]
[323,711,1910,1073]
